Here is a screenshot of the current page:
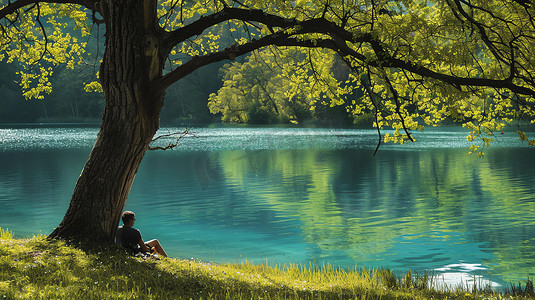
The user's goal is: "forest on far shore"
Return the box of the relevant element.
[0,58,225,125]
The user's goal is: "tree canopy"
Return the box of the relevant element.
[207,48,357,125]
[2,1,535,150]
[1,0,534,242]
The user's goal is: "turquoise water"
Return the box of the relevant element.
[1,125,535,288]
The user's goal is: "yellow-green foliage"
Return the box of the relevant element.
[1,227,528,299]
[207,0,535,151]
[0,3,89,100]
[208,48,348,123]
[2,0,535,151]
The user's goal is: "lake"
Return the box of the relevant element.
[1,124,534,289]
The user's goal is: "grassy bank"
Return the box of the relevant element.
[0,228,532,299]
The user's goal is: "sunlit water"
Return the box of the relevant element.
[1,124,535,289]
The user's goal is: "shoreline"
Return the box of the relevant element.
[1,228,533,299]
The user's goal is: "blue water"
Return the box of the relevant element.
[1,125,535,289]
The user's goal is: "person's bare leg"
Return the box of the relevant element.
[146,239,168,257]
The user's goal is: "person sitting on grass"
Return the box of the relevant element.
[115,211,168,257]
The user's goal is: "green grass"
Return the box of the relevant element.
[0,227,532,299]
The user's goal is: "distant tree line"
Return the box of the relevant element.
[0,60,227,125]
[0,61,105,123]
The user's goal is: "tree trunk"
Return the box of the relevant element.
[49,0,165,243]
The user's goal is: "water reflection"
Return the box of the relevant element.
[1,126,534,288]
[201,147,535,285]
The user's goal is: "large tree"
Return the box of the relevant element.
[1,0,534,244]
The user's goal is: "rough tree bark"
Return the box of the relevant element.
[49,0,165,243]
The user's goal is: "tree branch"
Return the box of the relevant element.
[449,0,510,65]
[511,0,531,8]
[332,37,535,97]
[162,7,299,50]
[158,4,535,98]
[162,7,356,50]
[156,30,293,93]
[31,2,48,69]
[0,0,95,20]
[157,15,357,92]
[283,33,535,97]
[148,128,191,151]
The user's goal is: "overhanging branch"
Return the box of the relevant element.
[161,7,356,54]
[30,2,48,69]
[162,7,299,49]
[157,15,359,93]
[159,16,535,99]
[333,37,535,97]
[155,30,294,93]
[0,0,95,20]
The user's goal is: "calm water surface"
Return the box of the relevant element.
[1,125,534,288]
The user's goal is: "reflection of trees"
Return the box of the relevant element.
[218,148,535,281]
[469,150,535,282]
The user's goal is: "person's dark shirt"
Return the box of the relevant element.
[116,226,142,252]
